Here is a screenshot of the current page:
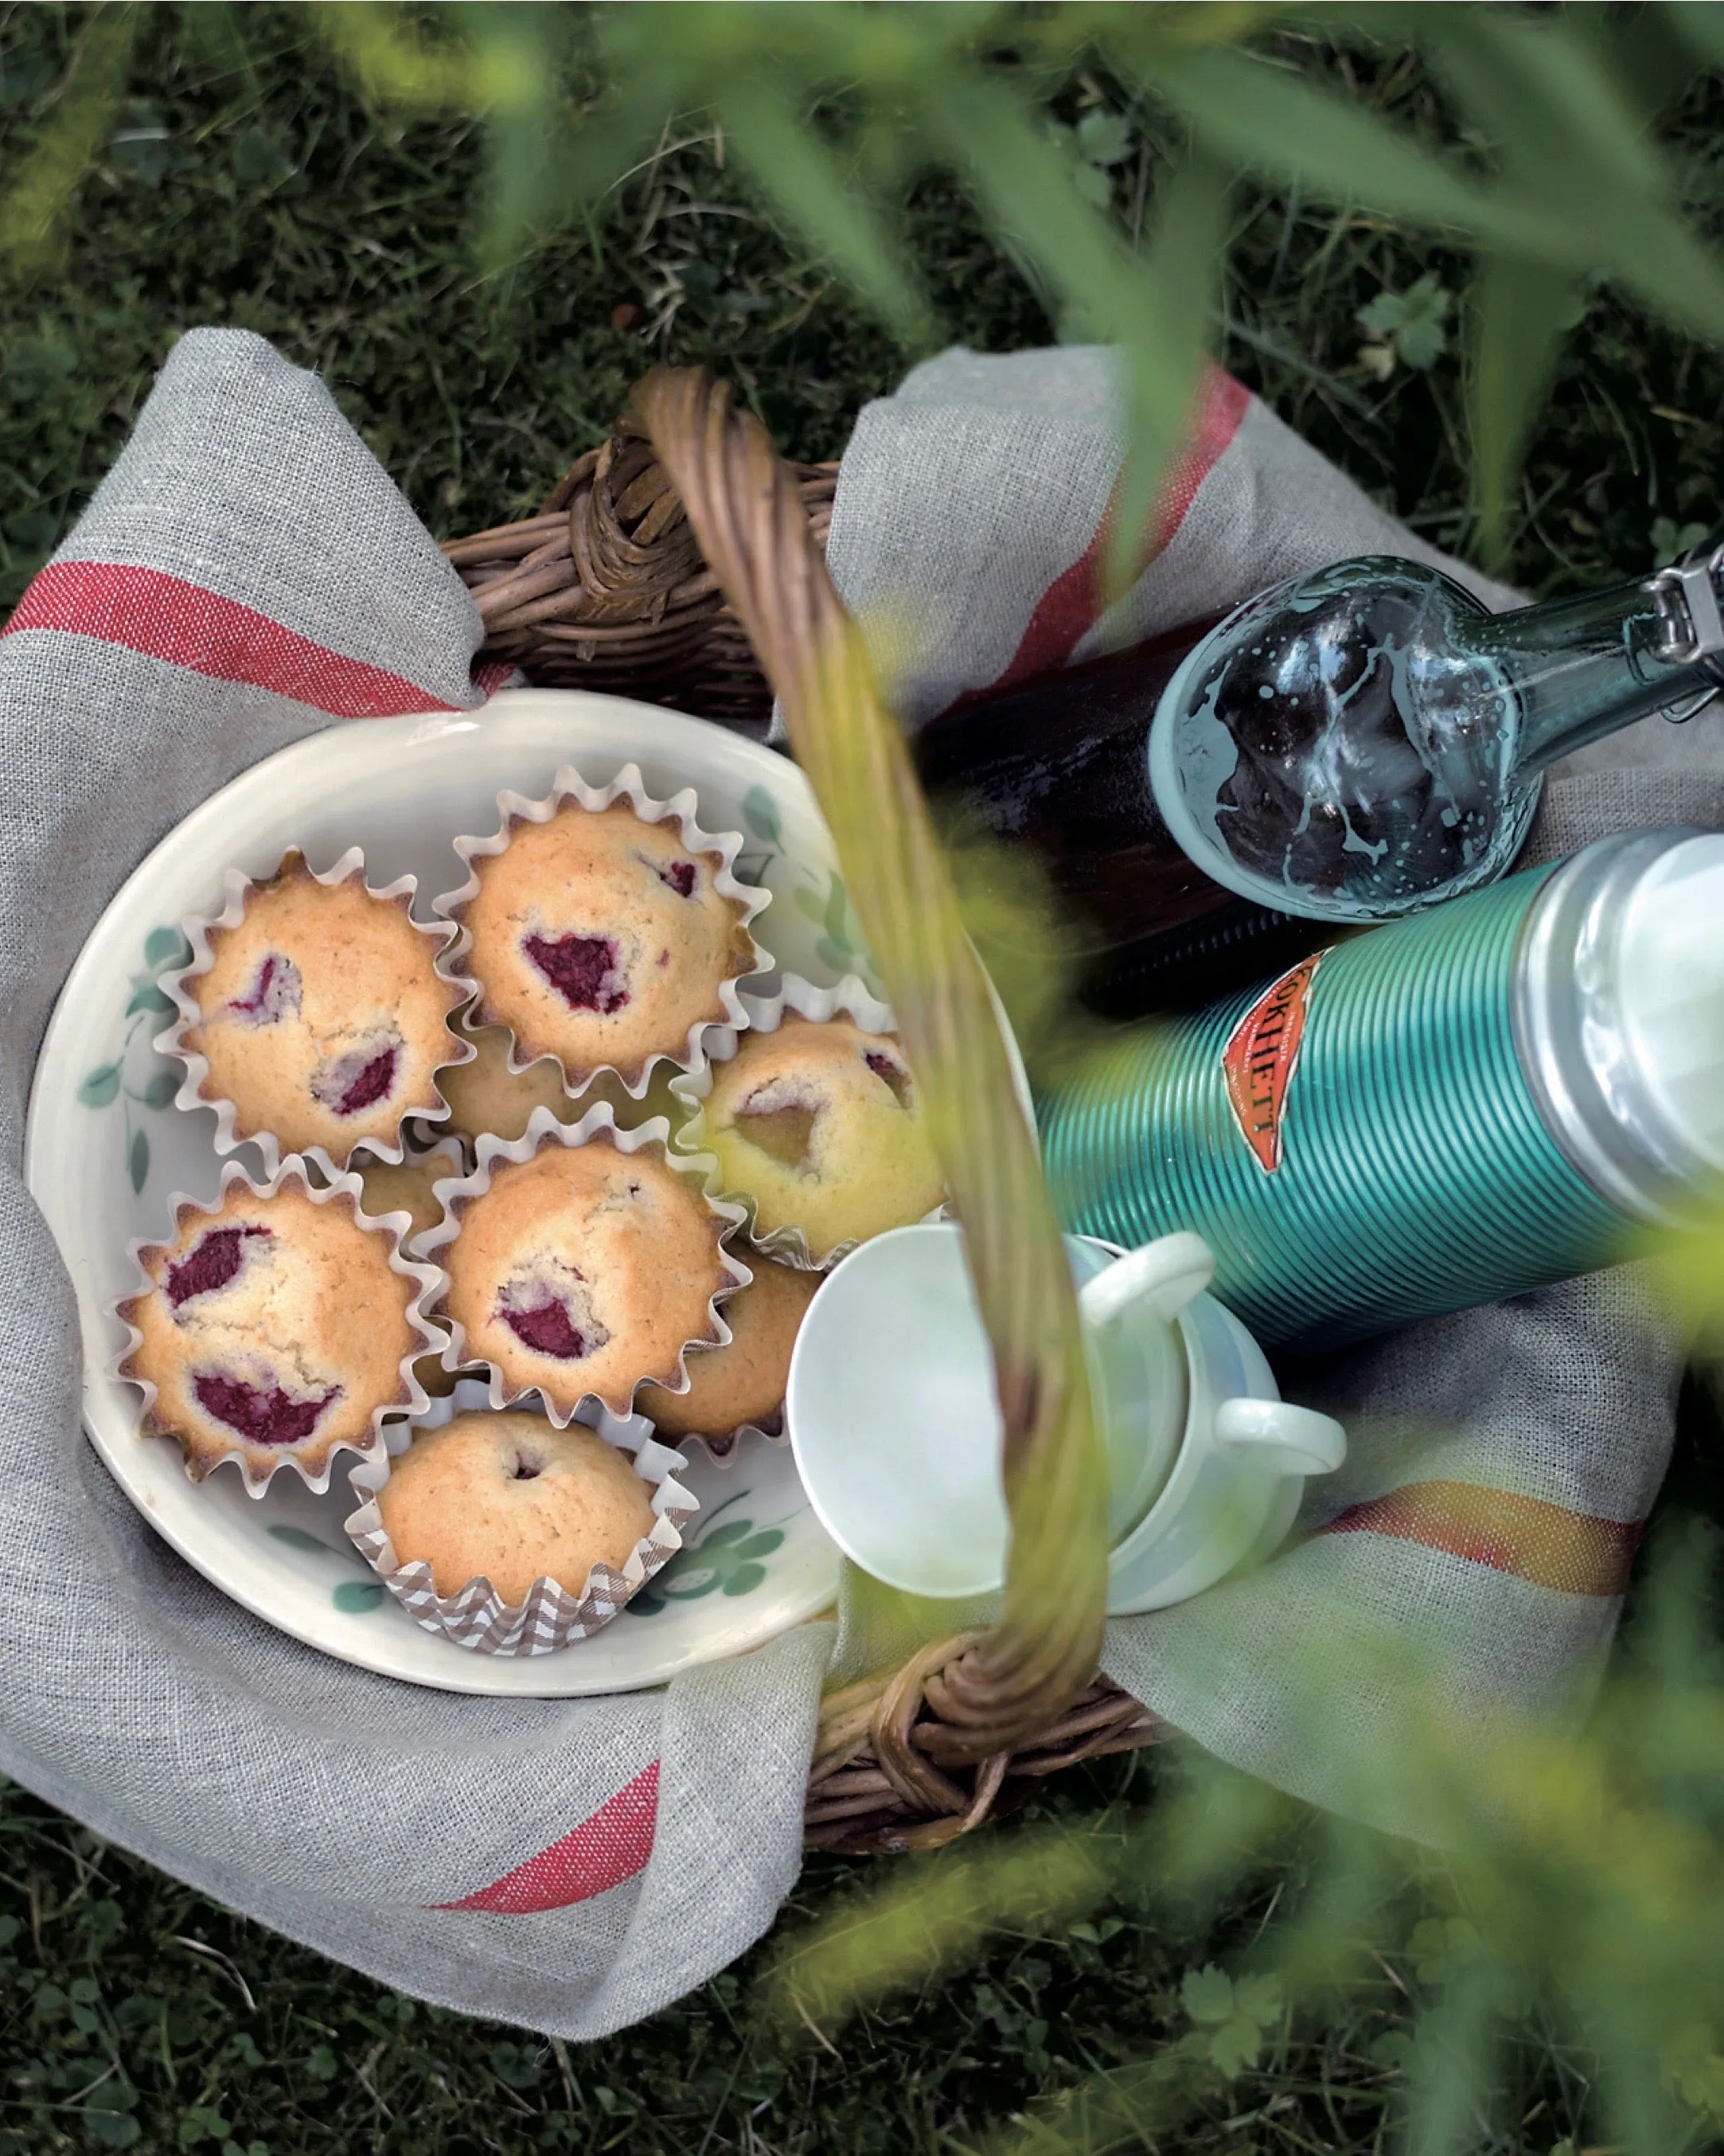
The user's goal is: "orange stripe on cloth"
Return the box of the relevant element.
[976,364,1252,697]
[1317,1480,1642,1597]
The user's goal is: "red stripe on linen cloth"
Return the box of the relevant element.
[429,1761,659,1912]
[2,561,458,719]
[1318,1480,1642,1597]
[978,365,1252,698]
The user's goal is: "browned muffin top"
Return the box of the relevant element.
[441,1132,729,1417]
[184,854,462,1164]
[120,1178,415,1483]
[458,801,756,1091]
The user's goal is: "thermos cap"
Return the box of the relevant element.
[1615,834,1724,1175]
[1515,827,1724,1218]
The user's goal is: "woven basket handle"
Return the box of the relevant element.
[634,368,1110,1763]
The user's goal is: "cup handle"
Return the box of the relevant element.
[1214,1396,1347,1476]
[1079,1232,1215,1330]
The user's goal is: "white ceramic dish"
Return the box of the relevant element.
[25,689,852,1696]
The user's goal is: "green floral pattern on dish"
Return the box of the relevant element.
[738,786,880,992]
[78,922,192,1195]
[265,1523,388,1614]
[626,1490,786,1616]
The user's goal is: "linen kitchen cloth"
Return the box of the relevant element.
[0,328,828,2041]
[0,329,1709,2033]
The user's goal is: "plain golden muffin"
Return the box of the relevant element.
[377,1409,654,1603]
[183,853,462,1165]
[120,1180,416,1482]
[435,1015,579,1146]
[440,1131,729,1418]
[638,1255,819,1442]
[456,799,757,1091]
[703,1015,944,1264]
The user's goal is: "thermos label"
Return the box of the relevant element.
[1221,951,1327,1172]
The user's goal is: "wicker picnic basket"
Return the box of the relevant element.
[445,372,1166,1854]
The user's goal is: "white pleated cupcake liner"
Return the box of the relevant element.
[350,1133,466,1261]
[427,760,773,1106]
[111,1153,449,1498]
[667,971,947,1273]
[415,1099,755,1428]
[157,846,474,1180]
[343,1377,699,1654]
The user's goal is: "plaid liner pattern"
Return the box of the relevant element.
[346,1412,700,1655]
[2,326,1720,2036]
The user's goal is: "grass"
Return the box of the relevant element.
[6,7,1724,2152]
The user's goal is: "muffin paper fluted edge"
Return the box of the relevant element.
[157,846,476,1180]
[343,1377,700,1654]
[110,1154,451,1498]
[427,760,772,1104]
[667,971,947,1274]
[415,1098,755,1427]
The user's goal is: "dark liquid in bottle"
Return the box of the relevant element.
[913,619,1324,1015]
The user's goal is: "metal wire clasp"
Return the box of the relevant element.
[1646,539,1724,719]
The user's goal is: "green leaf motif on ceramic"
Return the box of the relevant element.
[823,871,850,943]
[142,924,193,971]
[814,936,852,974]
[741,783,782,849]
[78,1062,121,1108]
[135,1070,179,1110]
[266,1525,337,1556]
[127,1128,149,1195]
[625,1502,783,1617]
[332,1580,388,1615]
[124,979,177,1020]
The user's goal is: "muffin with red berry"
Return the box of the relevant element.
[118,1167,431,1489]
[173,851,466,1168]
[434,1121,743,1421]
[698,1013,944,1265]
[440,774,763,1097]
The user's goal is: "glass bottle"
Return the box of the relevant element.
[915,545,1724,1014]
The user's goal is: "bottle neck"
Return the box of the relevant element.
[1477,560,1724,774]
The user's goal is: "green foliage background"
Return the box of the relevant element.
[10,6,1724,2154]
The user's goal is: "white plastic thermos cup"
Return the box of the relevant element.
[786,1223,1346,1614]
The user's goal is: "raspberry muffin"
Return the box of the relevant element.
[702,1017,944,1264]
[439,1130,733,1419]
[119,1175,419,1486]
[638,1255,818,1448]
[375,1409,654,1603]
[452,799,758,1092]
[177,853,464,1166]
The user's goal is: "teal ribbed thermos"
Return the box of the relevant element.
[1041,830,1724,1350]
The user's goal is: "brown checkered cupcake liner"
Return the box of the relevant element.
[110,1153,450,1498]
[427,760,772,1107]
[667,971,947,1275]
[414,1098,755,1429]
[159,846,475,1180]
[343,1377,699,1654]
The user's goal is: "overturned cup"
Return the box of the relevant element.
[786,1222,1345,1614]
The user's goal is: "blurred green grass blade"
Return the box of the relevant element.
[0,3,138,279]
[1403,1963,1504,2156]
[1469,252,1578,573]
[1125,40,1507,232]
[924,77,1207,592]
[1425,11,1724,346]
[305,2,478,108]
[763,1825,1114,2033]
[1109,148,1231,600]
[1663,0,1724,71]
[467,7,578,264]
[714,76,935,341]
[981,2052,1211,2156]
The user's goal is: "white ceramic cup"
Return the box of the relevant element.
[786,1221,1345,1614]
